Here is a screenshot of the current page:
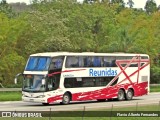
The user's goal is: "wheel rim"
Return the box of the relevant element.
[63,95,69,103]
[127,91,133,98]
[118,91,124,100]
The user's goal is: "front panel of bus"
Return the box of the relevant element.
[22,56,64,103]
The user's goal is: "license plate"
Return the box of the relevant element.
[30,99,34,101]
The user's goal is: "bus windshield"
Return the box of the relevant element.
[25,57,51,71]
[23,75,46,92]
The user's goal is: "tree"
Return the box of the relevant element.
[66,1,117,52]
[9,2,28,13]
[0,12,27,85]
[0,0,15,18]
[108,28,134,52]
[0,0,7,4]
[127,0,134,8]
[144,0,157,14]
[83,0,101,4]
[158,5,160,11]
[111,0,125,7]
[110,0,125,13]
[21,1,73,54]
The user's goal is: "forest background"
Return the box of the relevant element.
[0,0,160,87]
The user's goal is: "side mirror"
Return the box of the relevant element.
[42,78,45,85]
[14,73,23,84]
[14,78,17,84]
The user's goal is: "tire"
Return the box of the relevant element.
[125,89,133,100]
[97,99,106,102]
[42,103,49,106]
[62,93,70,105]
[117,89,125,101]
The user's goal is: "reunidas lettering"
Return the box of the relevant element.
[89,68,117,76]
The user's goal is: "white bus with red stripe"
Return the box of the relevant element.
[17,52,150,105]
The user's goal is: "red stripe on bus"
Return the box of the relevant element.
[48,69,86,77]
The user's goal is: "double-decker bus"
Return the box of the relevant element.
[15,52,150,105]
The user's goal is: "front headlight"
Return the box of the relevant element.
[37,95,45,98]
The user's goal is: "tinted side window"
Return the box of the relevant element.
[141,56,149,66]
[64,77,116,88]
[128,56,139,67]
[64,78,82,88]
[129,63,138,67]
[49,56,64,70]
[110,78,118,86]
[82,78,95,87]
[83,56,93,67]
[47,75,60,91]
[95,77,115,86]
[141,56,149,59]
[66,56,79,68]
[65,56,104,68]
[116,56,139,67]
[103,56,116,67]
[116,56,126,67]
[92,56,102,67]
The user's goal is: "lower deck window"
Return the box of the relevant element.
[64,77,117,88]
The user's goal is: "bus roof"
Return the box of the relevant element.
[30,52,149,57]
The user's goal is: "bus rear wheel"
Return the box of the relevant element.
[125,89,133,100]
[62,93,70,105]
[117,89,125,101]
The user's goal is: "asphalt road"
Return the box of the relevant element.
[0,93,160,111]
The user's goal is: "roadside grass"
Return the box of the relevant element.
[0,91,21,101]
[1,104,160,120]
[0,85,159,101]
[150,85,160,92]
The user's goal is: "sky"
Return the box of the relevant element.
[124,0,160,9]
[3,0,160,9]
[7,0,30,4]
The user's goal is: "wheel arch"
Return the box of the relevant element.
[118,88,125,94]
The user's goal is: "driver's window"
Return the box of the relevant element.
[48,76,60,91]
[47,77,55,91]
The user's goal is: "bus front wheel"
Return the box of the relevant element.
[62,93,70,105]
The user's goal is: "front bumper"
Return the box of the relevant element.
[22,96,48,103]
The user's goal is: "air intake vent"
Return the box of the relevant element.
[141,76,148,82]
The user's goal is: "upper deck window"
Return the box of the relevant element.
[49,56,64,70]
[103,56,116,67]
[65,56,103,68]
[25,57,51,71]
